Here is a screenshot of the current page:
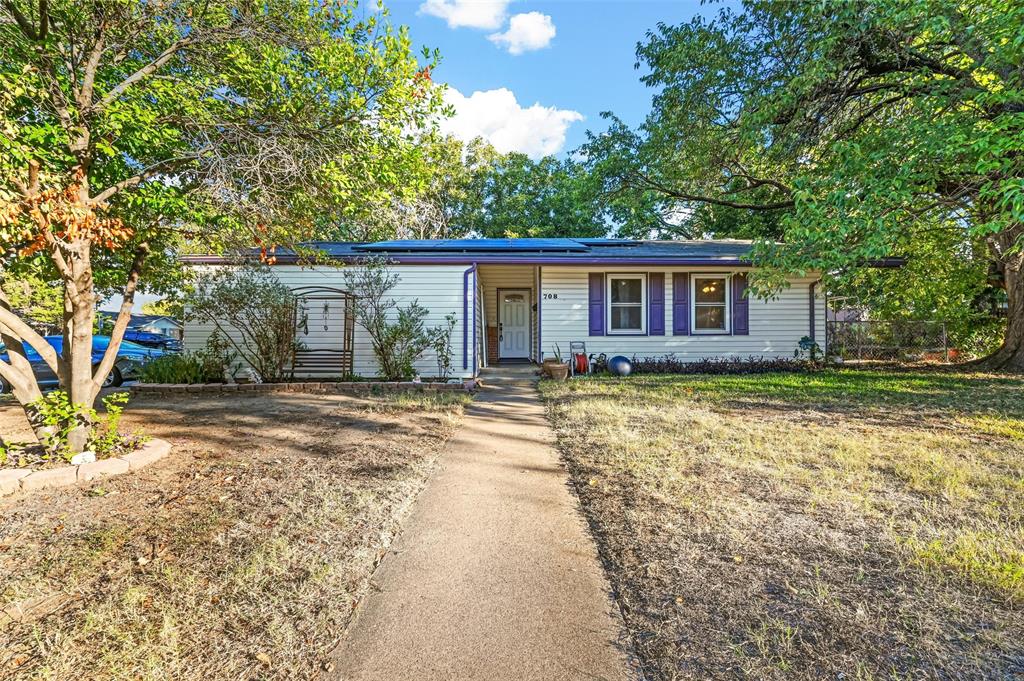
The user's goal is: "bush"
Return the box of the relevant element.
[343,257,440,380]
[628,354,815,375]
[16,390,140,463]
[186,267,302,382]
[139,333,235,384]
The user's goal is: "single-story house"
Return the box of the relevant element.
[182,238,900,379]
[99,312,184,340]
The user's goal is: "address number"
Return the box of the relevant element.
[543,293,558,300]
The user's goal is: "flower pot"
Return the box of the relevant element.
[549,362,569,381]
[541,357,560,378]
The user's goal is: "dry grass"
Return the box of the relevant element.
[0,390,469,680]
[540,369,1024,680]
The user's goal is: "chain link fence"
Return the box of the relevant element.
[827,320,949,362]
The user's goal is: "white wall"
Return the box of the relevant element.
[183,264,474,379]
[539,266,825,361]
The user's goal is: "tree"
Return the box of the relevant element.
[460,151,608,239]
[141,298,183,321]
[587,0,1024,369]
[0,0,442,450]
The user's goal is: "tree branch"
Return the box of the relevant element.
[92,35,195,113]
[0,304,63,380]
[89,243,149,401]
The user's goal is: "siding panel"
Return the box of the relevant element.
[543,266,822,361]
[184,265,473,379]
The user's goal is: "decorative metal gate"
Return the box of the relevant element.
[291,286,355,378]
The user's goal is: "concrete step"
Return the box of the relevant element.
[477,366,542,387]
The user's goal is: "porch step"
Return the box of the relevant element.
[478,365,541,387]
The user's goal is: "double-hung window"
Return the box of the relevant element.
[607,274,646,334]
[692,275,729,333]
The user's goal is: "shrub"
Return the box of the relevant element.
[343,257,440,380]
[628,354,815,375]
[428,313,457,381]
[139,332,235,384]
[186,267,303,382]
[22,390,139,462]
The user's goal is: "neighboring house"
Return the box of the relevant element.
[182,238,901,379]
[99,312,184,340]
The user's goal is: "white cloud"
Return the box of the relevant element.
[418,0,510,30]
[439,87,583,159]
[488,12,556,55]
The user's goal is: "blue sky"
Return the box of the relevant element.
[380,0,721,158]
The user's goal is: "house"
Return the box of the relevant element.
[99,312,184,340]
[183,238,899,379]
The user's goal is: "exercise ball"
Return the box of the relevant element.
[608,355,633,377]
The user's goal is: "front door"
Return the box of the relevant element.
[499,290,530,359]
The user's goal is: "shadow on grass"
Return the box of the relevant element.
[545,368,1024,421]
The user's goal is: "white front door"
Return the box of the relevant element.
[499,290,530,359]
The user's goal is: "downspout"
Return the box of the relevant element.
[463,266,472,371]
[809,281,818,342]
[472,263,478,375]
[537,266,543,361]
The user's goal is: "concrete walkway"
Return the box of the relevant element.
[332,384,634,681]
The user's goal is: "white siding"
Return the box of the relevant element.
[539,266,826,361]
[183,264,475,379]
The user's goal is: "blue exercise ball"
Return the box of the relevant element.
[608,355,632,377]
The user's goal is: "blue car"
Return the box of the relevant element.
[0,335,165,394]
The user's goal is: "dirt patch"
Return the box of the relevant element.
[541,371,1024,680]
[0,390,468,679]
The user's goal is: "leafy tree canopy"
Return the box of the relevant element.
[585,0,1024,368]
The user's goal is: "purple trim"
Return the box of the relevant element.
[183,254,759,267]
[462,266,473,371]
[648,273,665,336]
[672,273,690,335]
[809,281,817,342]
[731,273,749,336]
[588,273,605,336]
[472,264,478,374]
[537,267,543,360]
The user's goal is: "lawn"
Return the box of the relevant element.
[0,390,469,680]
[541,369,1024,680]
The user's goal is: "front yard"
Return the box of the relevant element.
[0,390,468,679]
[541,369,1024,679]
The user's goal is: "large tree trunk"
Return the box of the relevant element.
[974,228,1024,372]
[64,239,98,453]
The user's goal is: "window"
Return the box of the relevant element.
[608,274,646,333]
[692,276,729,332]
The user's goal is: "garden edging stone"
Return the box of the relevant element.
[129,380,475,396]
[0,438,172,497]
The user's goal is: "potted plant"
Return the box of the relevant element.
[547,344,569,381]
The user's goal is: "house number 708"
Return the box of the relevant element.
[543,293,558,299]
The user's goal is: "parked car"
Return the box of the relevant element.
[0,335,165,394]
[122,329,183,352]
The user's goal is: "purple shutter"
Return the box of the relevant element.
[672,273,689,335]
[648,273,665,335]
[588,273,605,336]
[732,273,749,335]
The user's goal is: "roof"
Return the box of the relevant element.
[98,312,183,329]
[181,238,904,267]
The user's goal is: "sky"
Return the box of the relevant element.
[380,0,721,158]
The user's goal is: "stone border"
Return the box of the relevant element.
[129,380,477,397]
[0,438,172,498]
